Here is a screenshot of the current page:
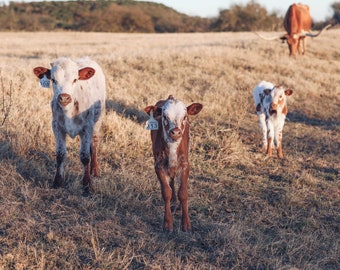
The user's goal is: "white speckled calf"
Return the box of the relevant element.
[34,57,106,192]
[253,81,293,158]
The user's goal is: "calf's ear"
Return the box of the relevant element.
[144,105,162,117]
[187,103,203,116]
[78,67,96,80]
[285,88,293,96]
[33,67,51,79]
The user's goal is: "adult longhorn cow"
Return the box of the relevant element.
[255,3,331,56]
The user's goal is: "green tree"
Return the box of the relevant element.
[211,0,281,32]
[331,2,340,23]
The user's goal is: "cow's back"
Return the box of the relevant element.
[284,4,312,34]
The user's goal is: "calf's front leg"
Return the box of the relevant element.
[53,122,66,188]
[266,120,274,157]
[257,112,267,152]
[274,122,285,158]
[156,169,173,232]
[54,149,66,188]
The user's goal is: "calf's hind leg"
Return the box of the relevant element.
[178,169,191,232]
[80,130,93,193]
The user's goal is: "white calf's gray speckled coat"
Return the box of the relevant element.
[34,57,106,192]
[253,80,293,158]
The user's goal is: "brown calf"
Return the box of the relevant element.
[144,95,202,232]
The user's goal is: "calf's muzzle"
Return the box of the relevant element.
[169,127,182,140]
[269,102,278,115]
[270,103,278,110]
[58,93,72,107]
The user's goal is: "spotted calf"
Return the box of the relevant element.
[253,81,293,158]
[33,57,106,193]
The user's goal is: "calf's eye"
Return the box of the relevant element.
[73,79,77,84]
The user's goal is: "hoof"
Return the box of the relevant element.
[83,185,94,196]
[181,227,192,232]
[163,227,174,233]
[182,221,192,232]
[163,223,174,233]
[52,176,63,188]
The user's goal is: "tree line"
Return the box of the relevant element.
[0,0,338,32]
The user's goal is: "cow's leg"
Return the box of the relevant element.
[257,112,267,152]
[90,134,100,177]
[301,37,306,55]
[156,169,173,232]
[178,165,191,232]
[52,121,66,188]
[266,120,274,157]
[80,128,93,193]
[297,38,301,54]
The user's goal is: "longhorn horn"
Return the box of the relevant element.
[254,32,286,41]
[304,24,332,38]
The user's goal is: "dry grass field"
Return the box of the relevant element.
[0,30,339,269]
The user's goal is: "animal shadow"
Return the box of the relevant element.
[0,138,54,187]
[288,110,339,129]
[106,99,148,124]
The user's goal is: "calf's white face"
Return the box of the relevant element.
[162,98,188,143]
[263,86,293,116]
[51,60,78,106]
[50,59,95,111]
[33,57,106,192]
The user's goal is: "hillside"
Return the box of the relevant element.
[0,30,339,269]
[0,1,211,32]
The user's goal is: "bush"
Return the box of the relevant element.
[211,1,282,31]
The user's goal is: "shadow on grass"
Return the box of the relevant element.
[287,110,340,129]
[0,136,116,191]
[0,137,54,187]
[106,99,148,124]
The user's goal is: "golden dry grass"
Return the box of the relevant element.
[0,30,339,269]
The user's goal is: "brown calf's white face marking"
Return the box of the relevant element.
[162,98,188,168]
[144,96,202,169]
[162,98,188,143]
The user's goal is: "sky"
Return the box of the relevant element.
[0,0,335,22]
[138,0,335,21]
